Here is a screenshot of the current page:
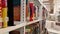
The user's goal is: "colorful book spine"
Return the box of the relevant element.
[29,2,34,21]
[2,0,8,28]
[0,0,3,28]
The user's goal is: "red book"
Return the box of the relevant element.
[29,2,34,21]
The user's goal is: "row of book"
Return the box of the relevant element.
[26,0,39,21]
[0,0,46,28]
[14,0,40,21]
[14,0,46,22]
[25,22,40,34]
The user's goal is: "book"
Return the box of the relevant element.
[26,5,29,21]
[13,0,20,21]
[29,2,34,21]
[2,0,8,28]
[42,7,45,17]
[26,0,30,21]
[42,7,45,19]
[7,0,14,26]
[0,0,3,28]
[13,6,20,21]
[13,0,21,25]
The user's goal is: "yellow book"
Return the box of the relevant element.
[2,8,8,28]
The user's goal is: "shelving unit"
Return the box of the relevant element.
[0,0,49,34]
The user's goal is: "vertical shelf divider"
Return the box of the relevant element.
[20,0,26,34]
[39,5,43,34]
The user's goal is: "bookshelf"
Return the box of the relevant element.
[0,0,48,34]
